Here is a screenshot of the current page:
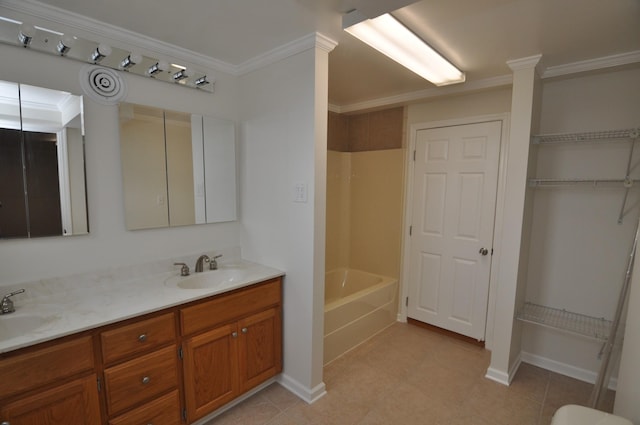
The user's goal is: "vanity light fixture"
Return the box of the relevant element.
[120,52,142,69]
[148,60,169,76]
[91,43,112,63]
[18,22,35,47]
[343,10,465,86]
[194,76,210,86]
[56,34,75,55]
[172,67,193,82]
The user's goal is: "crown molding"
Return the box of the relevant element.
[235,32,337,76]
[0,0,237,75]
[542,50,640,79]
[333,74,513,113]
[506,54,544,75]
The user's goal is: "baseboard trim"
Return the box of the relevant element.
[520,351,617,390]
[277,374,327,404]
[485,353,522,386]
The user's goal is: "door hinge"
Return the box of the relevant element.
[413,150,416,161]
[178,346,183,360]
[182,408,187,421]
[491,248,494,256]
[409,225,412,236]
[97,377,101,393]
[405,297,409,307]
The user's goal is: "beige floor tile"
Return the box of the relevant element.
[210,322,618,425]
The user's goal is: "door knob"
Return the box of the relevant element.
[479,248,489,256]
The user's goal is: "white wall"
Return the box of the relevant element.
[0,41,240,285]
[238,39,331,402]
[521,66,640,382]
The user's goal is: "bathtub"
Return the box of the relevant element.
[324,268,398,364]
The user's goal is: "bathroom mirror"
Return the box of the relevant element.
[0,79,88,239]
[118,103,237,230]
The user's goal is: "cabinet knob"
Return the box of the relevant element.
[142,376,151,385]
[241,327,248,334]
[2,421,10,425]
[231,331,238,338]
[138,333,147,342]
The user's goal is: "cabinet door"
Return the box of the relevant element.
[183,323,239,421]
[238,307,282,392]
[0,374,101,425]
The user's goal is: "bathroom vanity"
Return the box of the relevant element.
[0,260,283,425]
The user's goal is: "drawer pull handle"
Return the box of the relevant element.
[142,376,151,385]
[241,327,248,334]
[138,334,147,342]
[231,331,238,338]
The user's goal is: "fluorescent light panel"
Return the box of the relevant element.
[344,11,465,86]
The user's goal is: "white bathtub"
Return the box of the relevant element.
[324,268,398,364]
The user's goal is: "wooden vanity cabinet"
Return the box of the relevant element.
[100,313,181,425]
[0,336,101,425]
[181,278,282,422]
[0,276,282,425]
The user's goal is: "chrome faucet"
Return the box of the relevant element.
[195,255,210,273]
[210,255,223,270]
[1,289,25,315]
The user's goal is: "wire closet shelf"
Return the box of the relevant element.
[531,128,639,144]
[517,302,612,341]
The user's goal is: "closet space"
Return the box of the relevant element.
[517,68,640,406]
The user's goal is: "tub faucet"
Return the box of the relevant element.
[195,255,210,273]
[1,289,25,315]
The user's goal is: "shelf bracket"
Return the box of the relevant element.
[617,130,639,224]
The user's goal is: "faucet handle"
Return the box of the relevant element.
[1,289,25,315]
[210,255,222,270]
[173,263,190,276]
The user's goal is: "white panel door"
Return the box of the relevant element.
[407,121,501,340]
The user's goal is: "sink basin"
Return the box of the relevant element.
[0,314,48,340]
[166,268,253,290]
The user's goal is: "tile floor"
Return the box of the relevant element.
[206,322,614,425]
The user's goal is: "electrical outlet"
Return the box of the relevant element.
[294,182,308,203]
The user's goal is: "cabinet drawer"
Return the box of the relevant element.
[181,278,281,336]
[104,345,178,416]
[108,389,181,425]
[0,336,94,399]
[101,313,176,364]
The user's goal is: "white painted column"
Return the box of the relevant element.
[485,55,542,385]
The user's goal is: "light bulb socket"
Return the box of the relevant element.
[148,60,169,76]
[194,76,210,86]
[91,43,112,63]
[56,34,75,55]
[18,23,36,47]
[121,52,142,69]
[172,68,193,82]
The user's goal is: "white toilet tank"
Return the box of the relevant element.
[551,405,633,425]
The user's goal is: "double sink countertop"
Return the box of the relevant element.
[0,259,284,354]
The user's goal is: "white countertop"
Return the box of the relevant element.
[0,260,284,354]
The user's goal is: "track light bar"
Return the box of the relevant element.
[343,10,465,86]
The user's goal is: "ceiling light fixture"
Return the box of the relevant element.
[343,10,465,86]
[56,34,75,55]
[91,43,112,63]
[172,68,193,82]
[18,23,35,47]
[120,52,142,69]
[147,60,169,76]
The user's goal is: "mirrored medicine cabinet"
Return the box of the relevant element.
[118,103,237,230]
[0,79,88,239]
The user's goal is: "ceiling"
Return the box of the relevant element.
[15,0,640,109]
